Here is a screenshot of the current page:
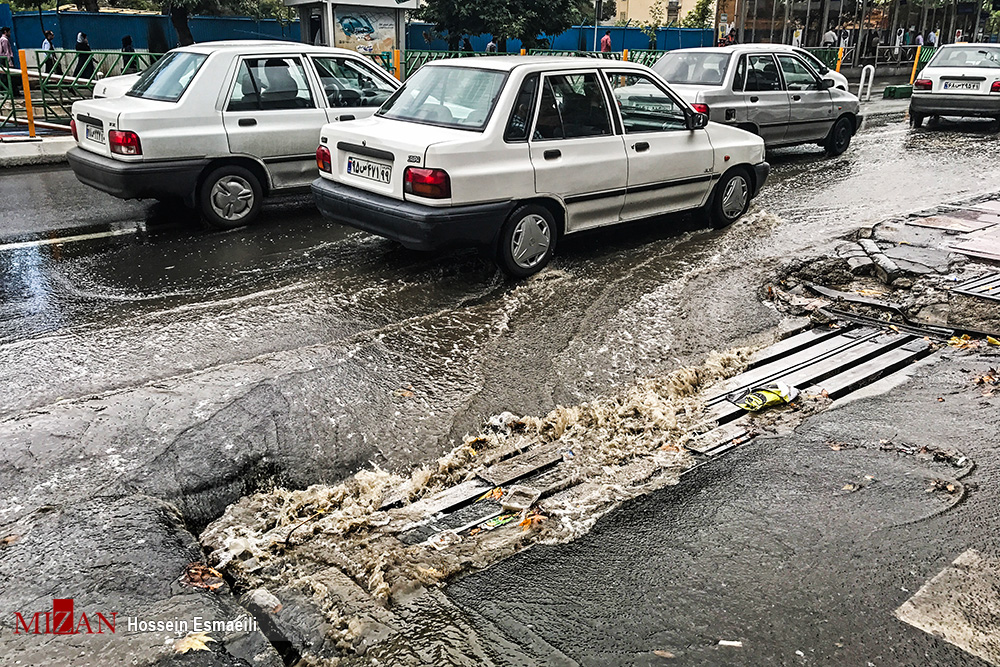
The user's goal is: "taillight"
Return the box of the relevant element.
[316,145,332,173]
[691,103,710,115]
[70,119,78,141]
[991,81,1000,93]
[404,167,451,199]
[913,79,932,91]
[109,130,141,156]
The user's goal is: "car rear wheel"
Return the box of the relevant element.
[199,165,263,230]
[825,116,853,156]
[910,111,925,128]
[496,204,556,278]
[706,169,751,229]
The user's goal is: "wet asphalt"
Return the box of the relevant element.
[1,106,1000,665]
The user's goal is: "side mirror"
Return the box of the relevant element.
[687,112,709,130]
[820,78,836,89]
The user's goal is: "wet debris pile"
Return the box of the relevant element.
[200,348,754,661]
[766,195,1000,339]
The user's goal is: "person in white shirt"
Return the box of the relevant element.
[41,29,62,74]
[822,26,838,47]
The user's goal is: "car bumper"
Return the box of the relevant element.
[751,161,770,196]
[909,94,1000,117]
[311,177,516,252]
[67,147,209,204]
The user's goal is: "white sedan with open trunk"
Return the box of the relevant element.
[312,57,769,277]
[910,44,1000,127]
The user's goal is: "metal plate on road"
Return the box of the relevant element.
[346,155,391,183]
[951,272,1000,302]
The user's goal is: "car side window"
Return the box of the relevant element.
[312,56,396,108]
[744,54,782,92]
[777,55,819,90]
[532,72,611,141]
[604,71,686,133]
[733,55,747,92]
[227,57,315,112]
[505,74,538,142]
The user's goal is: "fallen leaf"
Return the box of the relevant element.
[653,649,676,658]
[174,632,215,654]
[519,511,547,531]
[987,336,1000,346]
[477,487,503,502]
[937,397,945,402]
[182,563,225,591]
[1,534,20,547]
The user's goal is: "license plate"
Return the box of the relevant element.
[346,156,391,184]
[85,125,105,144]
[943,81,980,91]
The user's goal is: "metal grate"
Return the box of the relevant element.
[952,273,1000,303]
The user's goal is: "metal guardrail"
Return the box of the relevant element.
[804,47,841,69]
[403,49,503,78]
[527,49,624,60]
[627,49,669,66]
[32,49,163,123]
[0,59,16,128]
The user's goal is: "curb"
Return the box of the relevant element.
[0,137,76,168]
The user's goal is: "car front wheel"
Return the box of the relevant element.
[199,165,263,230]
[496,204,556,278]
[706,169,751,229]
[825,116,853,156]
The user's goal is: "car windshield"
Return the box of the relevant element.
[929,46,1000,69]
[377,66,507,130]
[795,49,828,72]
[127,51,207,102]
[653,52,731,85]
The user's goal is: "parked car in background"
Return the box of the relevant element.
[909,44,1000,127]
[651,45,861,155]
[68,40,399,228]
[312,57,769,277]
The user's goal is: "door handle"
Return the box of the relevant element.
[750,96,759,103]
[543,149,561,160]
[339,114,356,121]
[633,141,650,152]
[792,94,801,101]
[238,118,257,127]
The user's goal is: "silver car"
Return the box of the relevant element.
[650,45,862,155]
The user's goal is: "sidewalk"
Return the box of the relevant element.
[0,133,75,168]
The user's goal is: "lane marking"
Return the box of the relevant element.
[895,549,1000,666]
[0,227,139,252]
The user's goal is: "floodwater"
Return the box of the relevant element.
[1,108,999,664]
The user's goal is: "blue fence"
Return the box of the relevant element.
[9,8,299,53]
[407,22,714,53]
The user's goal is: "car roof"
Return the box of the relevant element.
[422,55,649,72]
[175,40,366,57]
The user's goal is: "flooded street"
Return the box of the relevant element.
[2,107,1000,666]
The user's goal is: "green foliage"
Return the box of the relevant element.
[639,0,666,40]
[419,0,583,48]
[681,0,714,28]
[987,9,1000,34]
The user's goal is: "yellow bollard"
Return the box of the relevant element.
[392,49,402,81]
[836,47,844,72]
[909,45,922,84]
[18,50,35,138]
[622,49,629,61]
[520,48,526,55]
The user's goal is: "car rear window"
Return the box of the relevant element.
[127,51,207,102]
[653,52,731,85]
[377,65,507,131]
[929,46,1000,69]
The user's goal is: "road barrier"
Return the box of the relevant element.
[0,60,16,129]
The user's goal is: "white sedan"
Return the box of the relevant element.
[312,57,769,276]
[67,40,399,228]
[910,44,1000,127]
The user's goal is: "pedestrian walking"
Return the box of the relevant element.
[121,34,138,74]
[915,32,923,46]
[486,37,497,53]
[926,30,936,48]
[461,36,473,52]
[822,26,838,47]
[0,26,20,96]
[41,30,63,75]
[600,30,612,52]
[74,32,94,79]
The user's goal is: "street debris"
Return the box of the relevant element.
[173,631,216,654]
[729,381,799,412]
[878,441,969,468]
[926,479,961,495]
[428,530,462,550]
[181,563,225,591]
[0,534,19,547]
[973,368,999,396]
[501,485,542,512]
[718,640,744,647]
[653,649,676,658]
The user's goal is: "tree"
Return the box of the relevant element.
[681,0,714,28]
[419,0,583,49]
[639,0,667,47]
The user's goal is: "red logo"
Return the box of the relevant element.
[14,599,116,635]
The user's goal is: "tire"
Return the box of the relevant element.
[910,111,925,128]
[824,116,853,156]
[496,204,557,278]
[199,165,263,230]
[706,168,752,229]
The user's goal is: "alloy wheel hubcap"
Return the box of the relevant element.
[722,176,749,219]
[211,176,254,221]
[510,214,551,269]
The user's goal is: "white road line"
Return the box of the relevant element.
[895,549,1000,666]
[0,227,139,251]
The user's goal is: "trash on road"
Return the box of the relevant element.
[428,530,462,550]
[718,640,743,647]
[502,485,541,512]
[478,514,518,531]
[730,381,800,412]
[653,649,676,658]
[181,563,225,591]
